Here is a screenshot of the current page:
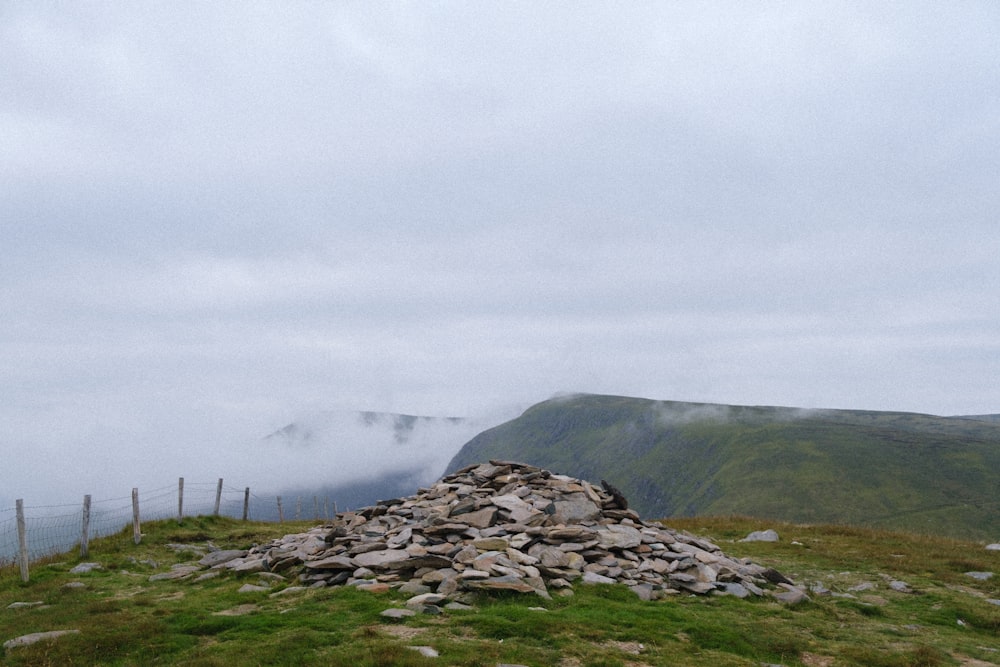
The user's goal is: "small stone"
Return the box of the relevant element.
[356,582,391,594]
[229,558,266,573]
[199,549,247,568]
[677,580,717,594]
[149,565,202,581]
[773,588,810,605]
[463,575,539,594]
[307,555,355,570]
[407,646,439,658]
[965,571,993,581]
[212,604,258,616]
[985,543,1000,551]
[740,530,779,542]
[596,525,643,550]
[717,582,750,598]
[7,601,44,609]
[237,584,270,593]
[630,583,656,600]
[398,581,432,595]
[380,608,416,619]
[62,582,87,590]
[473,537,509,551]
[581,571,616,585]
[889,580,912,593]
[406,593,447,608]
[4,630,81,650]
[353,549,410,568]
[461,507,499,529]
[69,562,102,574]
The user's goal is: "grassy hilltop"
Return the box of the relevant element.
[447,394,1000,540]
[1,515,998,666]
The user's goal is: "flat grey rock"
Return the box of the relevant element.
[773,588,810,605]
[237,584,270,593]
[69,562,102,574]
[581,571,616,585]
[199,549,246,568]
[740,529,779,542]
[4,630,80,650]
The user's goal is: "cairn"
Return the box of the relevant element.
[223,461,778,602]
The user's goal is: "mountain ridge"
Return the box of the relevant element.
[446,394,1000,540]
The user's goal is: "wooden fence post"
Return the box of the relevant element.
[242,487,250,521]
[214,478,223,516]
[16,499,29,583]
[313,496,319,521]
[132,488,142,545]
[277,496,284,523]
[80,494,91,558]
[177,477,184,523]
[295,496,301,520]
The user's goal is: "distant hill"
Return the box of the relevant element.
[446,394,1000,540]
[257,409,496,512]
[955,413,1000,423]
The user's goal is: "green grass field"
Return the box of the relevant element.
[2,515,997,666]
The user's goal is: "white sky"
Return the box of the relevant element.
[3,3,999,502]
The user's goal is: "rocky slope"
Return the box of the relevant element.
[207,461,793,604]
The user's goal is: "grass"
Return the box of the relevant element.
[1,514,997,666]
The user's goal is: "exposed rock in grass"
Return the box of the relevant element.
[3,629,80,649]
[741,529,779,542]
[212,604,258,616]
[69,562,102,574]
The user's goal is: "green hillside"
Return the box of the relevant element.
[446,394,1000,540]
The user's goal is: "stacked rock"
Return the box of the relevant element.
[236,461,774,601]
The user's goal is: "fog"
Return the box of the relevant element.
[4,4,999,511]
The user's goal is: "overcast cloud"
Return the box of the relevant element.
[3,3,999,504]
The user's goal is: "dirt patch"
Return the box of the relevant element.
[801,653,836,667]
[156,591,185,602]
[955,657,999,667]
[379,625,425,641]
[605,640,645,655]
[212,604,259,616]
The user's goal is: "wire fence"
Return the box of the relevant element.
[0,478,338,582]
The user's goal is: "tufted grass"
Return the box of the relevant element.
[1,515,997,665]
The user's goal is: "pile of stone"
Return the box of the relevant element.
[216,461,782,603]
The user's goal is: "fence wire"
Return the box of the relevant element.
[0,479,338,579]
